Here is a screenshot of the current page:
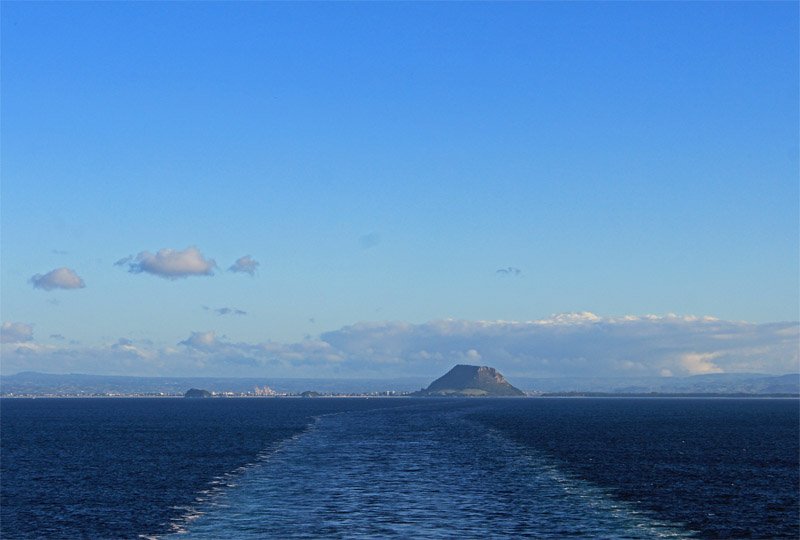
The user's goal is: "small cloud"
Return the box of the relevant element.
[180,330,218,350]
[680,352,724,375]
[121,247,216,279]
[229,255,259,275]
[359,232,381,249]
[496,267,522,276]
[215,307,247,316]
[1,322,34,343]
[49,334,66,341]
[30,267,86,290]
[111,338,155,359]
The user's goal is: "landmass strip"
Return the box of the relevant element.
[2,370,798,397]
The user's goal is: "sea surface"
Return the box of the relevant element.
[1,398,797,538]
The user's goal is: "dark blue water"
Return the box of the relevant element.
[1,398,797,538]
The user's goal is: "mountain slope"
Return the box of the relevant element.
[413,365,525,397]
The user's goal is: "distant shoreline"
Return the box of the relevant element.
[1,393,797,399]
[4,371,797,397]
[538,392,800,398]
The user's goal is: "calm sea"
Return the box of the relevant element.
[1,398,797,538]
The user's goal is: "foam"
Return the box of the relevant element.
[145,416,324,539]
[161,406,691,539]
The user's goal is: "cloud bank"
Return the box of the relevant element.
[2,313,797,378]
[30,267,86,290]
[228,255,259,275]
[116,246,216,279]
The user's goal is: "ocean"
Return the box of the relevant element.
[1,398,797,538]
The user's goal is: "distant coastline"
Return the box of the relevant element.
[2,371,797,398]
[538,392,799,399]
[2,393,797,399]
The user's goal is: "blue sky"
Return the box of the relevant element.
[1,2,798,378]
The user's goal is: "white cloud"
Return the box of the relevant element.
[1,322,33,343]
[122,247,216,279]
[1,314,797,379]
[111,338,157,360]
[319,314,798,377]
[180,330,218,350]
[30,267,86,290]
[680,352,724,374]
[228,255,259,275]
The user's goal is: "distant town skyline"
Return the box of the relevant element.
[2,2,797,378]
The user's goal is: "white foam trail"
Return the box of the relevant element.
[164,405,692,539]
[143,416,324,539]
[480,426,688,538]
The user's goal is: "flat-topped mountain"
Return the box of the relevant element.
[413,365,525,397]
